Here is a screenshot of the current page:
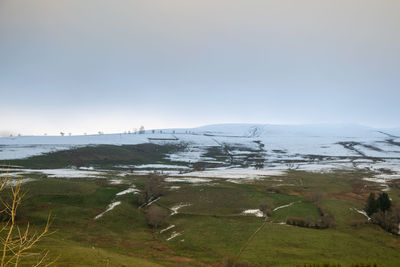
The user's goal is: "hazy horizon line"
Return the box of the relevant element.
[1,122,400,138]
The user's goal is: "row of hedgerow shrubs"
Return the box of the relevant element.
[286,214,335,229]
[286,205,336,229]
[364,192,400,235]
[223,258,379,267]
[298,264,378,267]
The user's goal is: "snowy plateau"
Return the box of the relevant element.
[1,124,400,183]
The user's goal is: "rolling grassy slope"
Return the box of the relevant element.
[6,170,399,266]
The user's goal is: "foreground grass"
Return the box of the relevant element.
[241,223,399,266]
[3,170,400,266]
[31,235,161,267]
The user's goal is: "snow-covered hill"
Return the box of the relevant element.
[1,123,400,169]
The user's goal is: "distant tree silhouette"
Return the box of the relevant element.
[365,193,378,216]
[145,205,169,238]
[311,191,323,204]
[140,175,165,205]
[259,203,272,217]
[377,192,392,213]
[254,161,264,170]
[365,192,392,216]
[145,206,168,228]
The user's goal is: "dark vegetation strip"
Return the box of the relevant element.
[7,143,187,169]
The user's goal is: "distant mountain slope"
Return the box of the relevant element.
[191,123,382,138]
[0,124,399,162]
[1,123,388,144]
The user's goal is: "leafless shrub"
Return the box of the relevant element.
[311,191,322,204]
[0,172,55,266]
[259,203,272,217]
[145,206,169,234]
[371,210,400,235]
[320,214,336,228]
[140,175,165,205]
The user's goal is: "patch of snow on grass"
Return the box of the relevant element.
[165,177,210,183]
[134,164,190,169]
[178,169,285,179]
[131,170,182,176]
[169,186,181,190]
[12,168,105,178]
[3,172,24,178]
[166,231,183,241]
[6,178,35,186]
[170,203,192,215]
[363,173,400,185]
[79,166,95,170]
[160,225,175,234]
[273,201,299,211]
[376,174,400,180]
[350,208,371,221]
[94,201,121,220]
[116,172,130,177]
[226,179,244,184]
[146,197,160,206]
[168,147,207,163]
[116,185,140,196]
[40,169,105,178]
[242,209,264,218]
[110,179,124,184]
[272,183,295,187]
[295,163,354,172]
[363,177,387,184]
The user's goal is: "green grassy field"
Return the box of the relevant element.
[2,169,397,267]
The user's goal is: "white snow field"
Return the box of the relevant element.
[1,124,400,180]
[175,169,285,179]
[3,168,106,178]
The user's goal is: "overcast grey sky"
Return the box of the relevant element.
[1,0,399,135]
